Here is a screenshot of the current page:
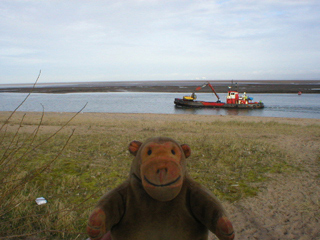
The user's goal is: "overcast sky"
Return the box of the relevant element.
[1,0,319,84]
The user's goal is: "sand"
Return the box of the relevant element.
[1,112,319,239]
[206,117,320,239]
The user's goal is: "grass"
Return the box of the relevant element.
[0,111,319,239]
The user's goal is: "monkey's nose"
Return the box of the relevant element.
[156,168,168,183]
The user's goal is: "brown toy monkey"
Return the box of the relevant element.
[87,137,234,240]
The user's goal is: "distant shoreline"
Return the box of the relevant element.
[1,80,319,94]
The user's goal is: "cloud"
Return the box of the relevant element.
[0,0,319,83]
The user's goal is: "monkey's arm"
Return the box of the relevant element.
[188,180,235,240]
[87,183,127,240]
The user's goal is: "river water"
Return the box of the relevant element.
[0,92,319,119]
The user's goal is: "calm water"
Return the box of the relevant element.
[0,92,319,119]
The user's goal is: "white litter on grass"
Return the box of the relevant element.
[35,197,47,205]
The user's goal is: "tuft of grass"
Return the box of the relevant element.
[187,135,292,201]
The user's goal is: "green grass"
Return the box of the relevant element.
[188,135,289,201]
[1,112,319,239]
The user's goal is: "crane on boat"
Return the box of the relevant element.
[183,82,221,102]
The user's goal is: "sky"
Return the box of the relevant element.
[0,0,319,84]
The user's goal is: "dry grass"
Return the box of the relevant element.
[1,111,319,239]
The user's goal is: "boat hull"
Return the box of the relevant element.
[174,98,264,109]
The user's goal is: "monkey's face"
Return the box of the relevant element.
[140,141,183,201]
[129,138,191,202]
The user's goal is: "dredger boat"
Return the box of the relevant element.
[174,82,264,109]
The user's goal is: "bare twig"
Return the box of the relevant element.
[0,102,87,218]
[0,70,41,133]
[0,128,75,214]
[0,103,87,179]
[0,113,26,166]
[0,105,45,179]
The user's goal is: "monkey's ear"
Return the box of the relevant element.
[181,144,191,158]
[129,140,142,156]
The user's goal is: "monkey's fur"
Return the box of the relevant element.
[87,137,234,240]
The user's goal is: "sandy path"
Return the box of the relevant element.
[210,119,320,240]
[222,172,320,240]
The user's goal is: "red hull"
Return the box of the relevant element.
[174,98,264,109]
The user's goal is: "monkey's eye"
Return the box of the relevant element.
[147,149,152,155]
[171,149,176,155]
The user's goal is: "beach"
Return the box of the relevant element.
[1,111,319,239]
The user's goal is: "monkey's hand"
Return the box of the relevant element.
[87,208,111,240]
[188,181,235,240]
[215,216,235,240]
